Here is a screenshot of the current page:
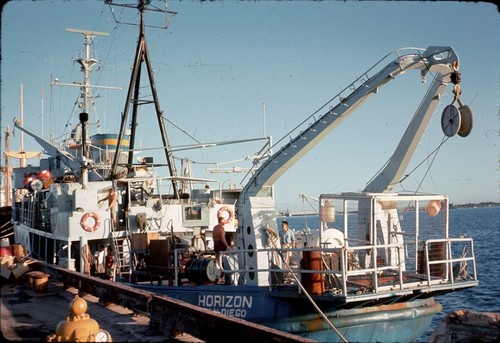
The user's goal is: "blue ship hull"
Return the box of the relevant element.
[128,283,440,342]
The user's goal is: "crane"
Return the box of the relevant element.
[235,46,472,286]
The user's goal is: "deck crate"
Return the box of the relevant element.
[131,232,160,252]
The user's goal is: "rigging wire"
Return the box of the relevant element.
[397,135,449,190]
[412,135,448,195]
[395,136,449,214]
[364,49,459,195]
[160,114,202,144]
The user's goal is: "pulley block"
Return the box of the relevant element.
[441,104,462,137]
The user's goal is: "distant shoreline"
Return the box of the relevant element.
[279,202,500,217]
[450,202,500,209]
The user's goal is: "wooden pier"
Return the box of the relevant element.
[4,261,313,342]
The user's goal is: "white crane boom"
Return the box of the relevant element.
[240,46,458,201]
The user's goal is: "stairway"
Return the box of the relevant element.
[110,222,135,282]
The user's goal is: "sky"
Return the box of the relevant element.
[1,0,499,211]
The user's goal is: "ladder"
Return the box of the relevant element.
[110,221,135,282]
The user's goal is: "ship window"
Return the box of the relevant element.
[184,205,202,221]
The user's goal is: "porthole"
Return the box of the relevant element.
[248,244,254,257]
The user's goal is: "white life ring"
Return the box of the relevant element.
[217,206,234,224]
[80,212,101,232]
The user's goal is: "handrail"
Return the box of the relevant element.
[265,233,348,342]
[216,236,477,302]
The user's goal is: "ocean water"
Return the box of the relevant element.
[281,206,500,342]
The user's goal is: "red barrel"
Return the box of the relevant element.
[302,250,325,295]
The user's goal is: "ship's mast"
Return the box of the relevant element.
[108,0,179,196]
[52,28,120,186]
[9,84,41,167]
[53,29,118,145]
[5,85,41,201]
[3,127,12,207]
[64,28,110,117]
[20,83,26,168]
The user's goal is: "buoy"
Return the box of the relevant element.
[38,169,52,180]
[320,200,335,222]
[426,200,441,217]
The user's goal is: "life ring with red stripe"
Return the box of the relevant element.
[217,206,234,225]
[80,212,101,232]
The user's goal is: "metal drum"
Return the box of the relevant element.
[185,258,218,284]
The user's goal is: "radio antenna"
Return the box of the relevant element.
[107,0,179,197]
[106,0,176,29]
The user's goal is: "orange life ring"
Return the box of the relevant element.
[80,212,101,232]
